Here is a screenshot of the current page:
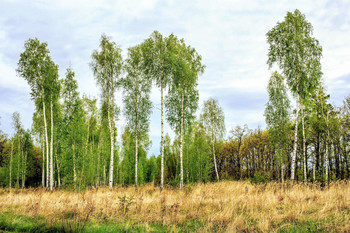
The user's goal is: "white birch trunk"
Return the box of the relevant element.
[16,138,20,187]
[97,131,102,186]
[325,134,329,183]
[301,104,307,182]
[180,89,184,189]
[50,101,54,191]
[108,103,115,189]
[73,142,76,190]
[41,135,45,188]
[291,92,300,180]
[325,110,330,184]
[9,142,13,190]
[135,133,138,187]
[135,86,139,188]
[211,122,219,181]
[55,149,61,188]
[160,84,164,190]
[42,99,49,188]
[21,150,24,188]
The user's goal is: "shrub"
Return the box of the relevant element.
[249,172,267,184]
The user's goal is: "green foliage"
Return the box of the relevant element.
[60,68,87,188]
[146,155,159,183]
[165,35,204,134]
[1,28,348,190]
[121,45,152,142]
[186,122,212,183]
[141,31,173,88]
[200,98,226,141]
[264,72,291,166]
[90,34,123,188]
[121,45,153,186]
[266,9,322,98]
[249,172,267,184]
[90,34,123,104]
[119,128,148,185]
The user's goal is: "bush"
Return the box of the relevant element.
[249,172,267,184]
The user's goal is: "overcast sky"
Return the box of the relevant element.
[0,0,349,156]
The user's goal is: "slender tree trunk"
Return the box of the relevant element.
[313,156,316,181]
[213,139,219,181]
[80,119,90,188]
[291,92,300,180]
[9,142,13,191]
[42,99,49,188]
[325,134,329,183]
[301,104,307,182]
[16,139,20,187]
[73,142,76,190]
[22,151,27,188]
[180,89,184,189]
[135,133,138,187]
[55,148,61,188]
[50,101,54,191]
[160,84,164,190]
[108,103,114,189]
[41,135,45,188]
[97,131,102,186]
[24,151,27,187]
[316,135,320,170]
[338,145,342,179]
[135,91,138,188]
[103,164,106,185]
[281,164,284,183]
[21,150,24,188]
[211,123,219,181]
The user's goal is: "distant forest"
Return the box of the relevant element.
[0,9,349,190]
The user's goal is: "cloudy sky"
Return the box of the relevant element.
[0,0,349,156]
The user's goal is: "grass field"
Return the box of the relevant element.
[0,181,349,232]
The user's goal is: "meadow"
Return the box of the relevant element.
[0,181,349,232]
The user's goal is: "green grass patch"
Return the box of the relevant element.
[277,219,333,233]
[0,213,207,232]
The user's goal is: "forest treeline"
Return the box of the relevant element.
[0,9,350,190]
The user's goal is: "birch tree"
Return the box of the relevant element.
[46,61,60,190]
[17,38,60,190]
[266,9,322,180]
[32,110,45,187]
[11,112,23,188]
[200,98,225,181]
[121,45,152,188]
[62,67,84,189]
[165,37,204,188]
[141,31,173,190]
[264,72,291,183]
[90,34,123,189]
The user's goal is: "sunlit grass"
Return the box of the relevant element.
[0,181,349,232]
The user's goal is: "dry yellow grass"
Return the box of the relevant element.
[1,181,350,232]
